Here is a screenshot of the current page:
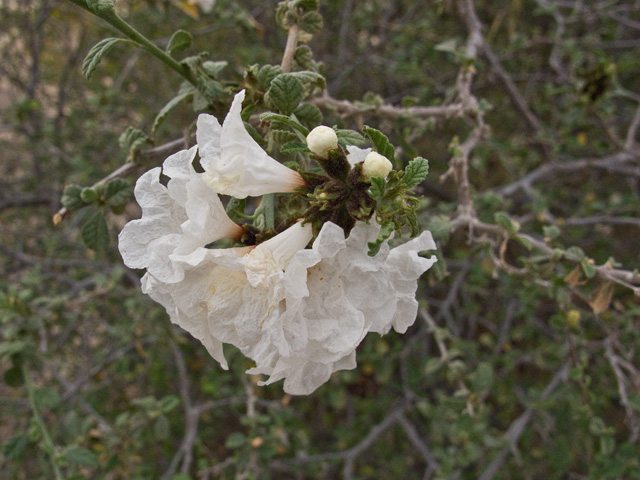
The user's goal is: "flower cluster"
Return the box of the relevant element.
[119,90,436,394]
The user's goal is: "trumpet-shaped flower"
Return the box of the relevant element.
[246,221,437,395]
[197,90,306,198]
[118,146,243,283]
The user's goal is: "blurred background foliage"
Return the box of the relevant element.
[1,0,640,479]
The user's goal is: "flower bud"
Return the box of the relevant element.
[362,151,393,179]
[306,126,338,158]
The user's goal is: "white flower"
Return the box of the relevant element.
[247,221,437,395]
[306,125,338,158]
[362,151,393,179]
[118,146,243,283]
[140,221,313,369]
[345,145,371,167]
[196,90,306,198]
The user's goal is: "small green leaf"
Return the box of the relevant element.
[82,212,109,251]
[225,432,246,449]
[34,388,61,409]
[564,246,585,262]
[299,11,323,33]
[363,125,395,161]
[294,45,313,69]
[271,129,298,145]
[160,395,181,412]
[337,129,366,148]
[202,60,228,78]
[119,126,151,153]
[266,74,305,115]
[293,103,323,129]
[494,212,520,236]
[289,71,326,92]
[80,187,98,204]
[166,30,192,56]
[542,224,560,240]
[402,157,429,188]
[104,179,131,211]
[257,64,283,89]
[581,258,596,278]
[82,38,125,80]
[427,215,453,241]
[367,222,395,256]
[369,177,386,202]
[152,89,193,136]
[260,112,309,136]
[63,446,99,466]
[281,141,309,153]
[61,184,85,210]
[2,433,29,460]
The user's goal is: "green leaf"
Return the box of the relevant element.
[119,126,151,153]
[160,395,181,412]
[300,11,323,33]
[427,215,453,241]
[202,60,228,78]
[281,141,309,153]
[80,187,98,204]
[61,184,85,210]
[260,112,309,136]
[293,103,323,129]
[542,224,560,240]
[369,177,386,202]
[152,90,193,136]
[82,212,109,251]
[257,64,283,89]
[63,446,99,467]
[294,45,313,69]
[564,246,585,262]
[289,70,326,92]
[266,73,305,115]
[271,129,298,145]
[367,222,395,256]
[363,125,395,161]
[104,179,131,211]
[581,258,596,279]
[2,433,29,460]
[494,212,520,236]
[166,30,192,56]
[402,157,429,188]
[225,432,246,449]
[337,129,366,148]
[82,38,125,80]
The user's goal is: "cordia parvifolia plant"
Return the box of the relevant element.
[1,0,639,479]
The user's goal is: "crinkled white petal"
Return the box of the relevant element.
[196,90,305,198]
[118,146,242,283]
[250,221,437,394]
[346,145,372,167]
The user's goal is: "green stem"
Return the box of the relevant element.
[66,0,198,87]
[22,363,64,480]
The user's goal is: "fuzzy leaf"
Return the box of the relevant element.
[63,446,99,467]
[281,141,309,153]
[166,30,192,56]
[260,112,309,136]
[61,184,85,210]
[266,74,305,115]
[271,129,298,145]
[2,433,29,460]
[367,222,395,256]
[402,157,429,188]
[564,246,586,262]
[82,212,109,251]
[257,64,283,89]
[293,103,323,129]
[294,45,313,69]
[289,70,326,92]
[104,179,131,211]
[337,129,366,148]
[82,38,125,80]
[363,125,395,160]
[119,126,151,153]
[202,60,228,78]
[494,212,520,236]
[369,176,386,202]
[300,11,323,33]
